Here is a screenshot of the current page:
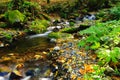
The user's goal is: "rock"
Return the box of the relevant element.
[56,26,62,29]
[83,14,96,21]
[68,42,73,47]
[50,38,57,43]
[9,71,23,80]
[39,78,51,80]
[34,68,41,76]
[53,46,60,51]
[21,76,31,80]
[47,26,56,31]
[0,41,4,47]
[25,70,34,77]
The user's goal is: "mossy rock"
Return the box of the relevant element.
[48,32,61,38]
[5,10,26,24]
[27,19,50,34]
[60,27,79,33]
[48,32,72,39]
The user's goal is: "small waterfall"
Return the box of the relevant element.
[28,31,52,39]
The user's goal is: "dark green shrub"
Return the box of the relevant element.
[7,0,41,19]
[110,5,120,20]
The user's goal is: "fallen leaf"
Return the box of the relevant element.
[79,64,94,74]
[71,74,77,79]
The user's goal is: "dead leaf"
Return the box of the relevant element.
[71,74,77,79]
[79,64,94,75]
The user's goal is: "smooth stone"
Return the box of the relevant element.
[39,78,51,80]
[53,46,60,51]
[50,38,56,43]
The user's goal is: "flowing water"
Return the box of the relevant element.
[0,32,54,54]
[0,15,96,79]
[0,32,56,79]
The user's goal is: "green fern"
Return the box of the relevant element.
[97,47,120,65]
[78,20,120,50]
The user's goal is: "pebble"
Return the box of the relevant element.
[53,46,60,51]
[39,78,51,80]
[50,38,56,43]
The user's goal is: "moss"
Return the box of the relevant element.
[4,10,25,24]
[60,27,78,33]
[27,19,50,33]
[48,32,72,39]
[48,32,61,38]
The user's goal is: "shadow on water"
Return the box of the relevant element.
[0,37,55,54]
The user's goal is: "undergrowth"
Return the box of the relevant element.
[78,20,120,79]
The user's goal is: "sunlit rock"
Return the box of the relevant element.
[53,46,60,51]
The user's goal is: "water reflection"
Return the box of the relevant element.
[0,37,55,54]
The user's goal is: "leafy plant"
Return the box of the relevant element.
[78,20,120,50]
[97,47,120,65]
[109,5,120,20]
[28,19,49,33]
[83,65,105,80]
[5,10,25,24]
[78,20,120,75]
[7,0,41,19]
[0,22,7,28]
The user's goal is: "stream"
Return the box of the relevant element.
[0,14,97,80]
[0,32,56,80]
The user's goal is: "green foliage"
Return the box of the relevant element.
[48,32,61,38]
[97,47,120,65]
[5,10,25,24]
[0,31,13,42]
[48,32,72,39]
[97,3,120,21]
[110,5,120,20]
[78,20,120,50]
[60,27,77,33]
[69,22,75,26]
[78,20,120,72]
[43,0,80,18]
[7,0,41,19]
[0,22,7,28]
[83,65,105,80]
[28,19,49,33]
[40,20,50,27]
[93,65,105,76]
